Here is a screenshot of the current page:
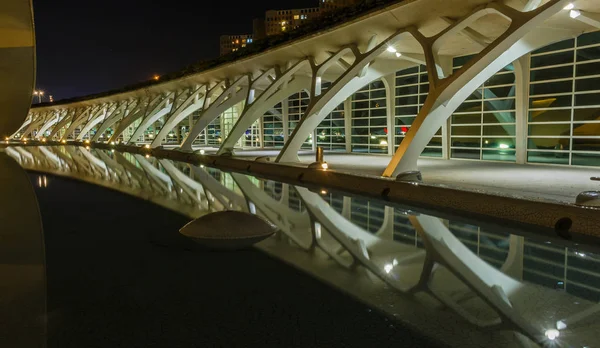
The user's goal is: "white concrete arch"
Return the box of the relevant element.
[215,59,312,154]
[49,107,87,140]
[35,110,64,139]
[19,111,50,139]
[383,0,577,178]
[179,76,252,150]
[61,105,104,141]
[276,29,419,163]
[150,85,206,148]
[109,93,170,143]
[91,100,136,142]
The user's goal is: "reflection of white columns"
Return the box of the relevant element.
[341,196,352,219]
[501,235,524,280]
[375,206,395,240]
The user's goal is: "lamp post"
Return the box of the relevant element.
[32,90,44,103]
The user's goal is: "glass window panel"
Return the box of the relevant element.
[485,73,515,86]
[452,125,481,136]
[572,153,600,166]
[371,99,386,108]
[533,39,574,54]
[529,95,572,108]
[528,123,571,136]
[451,149,480,159]
[576,62,600,77]
[577,46,600,62]
[352,110,369,118]
[419,95,428,104]
[370,117,387,126]
[453,55,475,67]
[420,83,430,93]
[575,93,600,106]
[482,149,516,162]
[529,109,571,122]
[421,147,443,157]
[396,96,419,105]
[483,125,515,136]
[484,86,515,99]
[483,99,515,112]
[528,151,569,165]
[452,137,481,147]
[395,117,415,126]
[531,51,574,68]
[482,138,515,148]
[529,81,573,95]
[573,107,600,122]
[371,108,386,117]
[370,80,385,89]
[578,31,600,47]
[483,112,516,123]
[396,106,418,116]
[352,91,369,100]
[371,90,386,99]
[419,74,429,83]
[573,122,600,137]
[456,101,482,113]
[352,101,370,109]
[572,138,600,152]
[396,75,418,85]
[452,114,481,124]
[396,85,418,95]
[575,77,600,92]
[352,119,368,127]
[396,66,419,76]
[528,138,570,150]
[530,66,573,82]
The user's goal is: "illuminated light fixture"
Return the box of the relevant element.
[498,143,510,149]
[110,141,115,145]
[144,144,150,149]
[395,52,402,58]
[145,154,150,158]
[370,135,376,139]
[4,137,9,141]
[41,138,46,142]
[320,190,328,195]
[200,149,205,155]
[321,162,328,170]
[85,146,90,150]
[545,329,560,341]
[23,141,27,144]
[153,75,160,81]
[386,46,397,53]
[84,140,90,144]
[384,264,393,274]
[61,140,67,144]
[564,3,575,10]
[380,140,388,145]
[570,9,581,18]
[111,149,115,153]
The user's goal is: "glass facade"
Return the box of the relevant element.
[316,102,345,151]
[262,102,285,148]
[288,91,313,149]
[351,80,388,154]
[528,31,600,166]
[450,56,517,162]
[394,66,442,157]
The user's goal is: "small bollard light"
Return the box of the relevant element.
[308,146,328,170]
[200,149,205,155]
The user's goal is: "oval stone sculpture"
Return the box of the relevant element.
[180,211,277,250]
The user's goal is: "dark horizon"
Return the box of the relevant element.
[32,0,318,101]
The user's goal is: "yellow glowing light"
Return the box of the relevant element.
[110,141,115,145]
[41,138,46,143]
[85,146,90,150]
[61,140,67,144]
[320,190,328,195]
[84,140,90,144]
[145,154,150,158]
[153,75,160,81]
[321,162,328,170]
[144,144,150,149]
[380,140,388,145]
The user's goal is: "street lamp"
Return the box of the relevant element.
[33,90,44,103]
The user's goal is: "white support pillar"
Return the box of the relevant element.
[344,97,352,153]
[282,97,289,143]
[514,55,530,164]
[383,73,396,156]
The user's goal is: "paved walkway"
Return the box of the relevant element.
[191,147,599,204]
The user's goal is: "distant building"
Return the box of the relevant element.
[264,7,320,36]
[219,34,253,56]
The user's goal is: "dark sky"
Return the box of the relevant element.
[33,0,316,101]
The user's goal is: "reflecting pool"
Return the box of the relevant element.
[6,145,600,348]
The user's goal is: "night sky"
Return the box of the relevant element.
[33,0,316,101]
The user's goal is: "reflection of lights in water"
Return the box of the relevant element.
[249,202,257,215]
[564,3,575,10]
[314,222,322,239]
[545,329,560,340]
[576,252,586,258]
[384,264,393,274]
[145,154,150,158]
[200,165,204,168]
[370,135,376,139]
[200,149,205,155]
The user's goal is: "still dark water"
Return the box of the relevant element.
[31,173,441,347]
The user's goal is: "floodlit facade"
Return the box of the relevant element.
[219,35,254,56]
[13,0,600,177]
